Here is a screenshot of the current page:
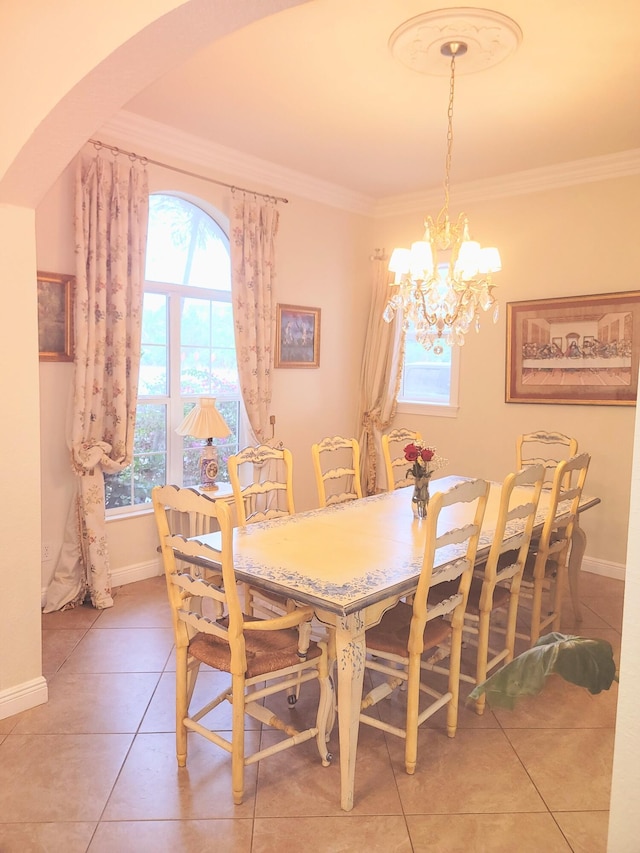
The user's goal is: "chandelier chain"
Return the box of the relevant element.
[442,52,457,221]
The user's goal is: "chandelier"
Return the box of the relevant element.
[383,9,521,350]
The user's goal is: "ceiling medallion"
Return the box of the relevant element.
[388,7,522,76]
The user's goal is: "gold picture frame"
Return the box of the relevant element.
[275,303,321,368]
[37,271,74,362]
[506,290,640,406]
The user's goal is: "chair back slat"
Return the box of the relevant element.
[381,428,422,491]
[516,430,578,489]
[311,435,362,507]
[228,444,295,525]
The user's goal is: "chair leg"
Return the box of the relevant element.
[447,623,463,737]
[404,654,421,775]
[175,648,189,767]
[474,609,491,716]
[231,677,246,806]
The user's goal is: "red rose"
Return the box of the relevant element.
[404,443,420,462]
[420,448,434,462]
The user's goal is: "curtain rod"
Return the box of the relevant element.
[88,139,289,204]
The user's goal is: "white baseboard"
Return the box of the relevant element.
[110,558,163,588]
[40,558,163,606]
[581,555,626,582]
[0,676,48,721]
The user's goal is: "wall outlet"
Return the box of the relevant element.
[41,542,52,562]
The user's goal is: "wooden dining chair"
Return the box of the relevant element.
[227,442,295,525]
[516,429,578,489]
[227,442,296,619]
[311,435,362,507]
[426,464,546,714]
[518,452,591,645]
[381,427,423,491]
[359,477,489,775]
[152,484,334,805]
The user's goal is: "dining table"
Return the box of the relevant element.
[191,474,600,811]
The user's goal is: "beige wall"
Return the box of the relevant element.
[373,176,640,570]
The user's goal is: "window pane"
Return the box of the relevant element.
[134,404,167,452]
[180,299,239,396]
[401,324,453,405]
[139,292,167,396]
[145,195,230,290]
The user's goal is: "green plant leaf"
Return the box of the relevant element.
[468,633,618,710]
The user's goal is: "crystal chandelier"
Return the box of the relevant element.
[384,39,502,350]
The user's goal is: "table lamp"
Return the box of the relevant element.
[175,397,231,490]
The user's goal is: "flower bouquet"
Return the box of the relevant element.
[404,441,448,518]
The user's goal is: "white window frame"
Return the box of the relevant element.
[106,194,242,517]
[397,333,460,419]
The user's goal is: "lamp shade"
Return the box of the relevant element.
[176,398,231,440]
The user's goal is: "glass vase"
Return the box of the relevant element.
[412,475,431,519]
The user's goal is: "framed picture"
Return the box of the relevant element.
[275,303,321,368]
[37,271,74,362]
[506,290,640,406]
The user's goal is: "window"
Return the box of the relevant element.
[397,266,460,417]
[105,193,241,512]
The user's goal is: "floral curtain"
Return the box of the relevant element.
[229,192,279,442]
[43,150,148,612]
[357,257,405,495]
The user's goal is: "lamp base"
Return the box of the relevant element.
[199,445,219,491]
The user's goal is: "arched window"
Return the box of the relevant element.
[106,193,241,511]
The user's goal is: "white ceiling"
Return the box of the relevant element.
[123,0,640,202]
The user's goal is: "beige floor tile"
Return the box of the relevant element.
[505,728,614,811]
[0,822,96,852]
[0,733,132,821]
[256,723,401,817]
[11,671,161,734]
[113,576,165,597]
[41,603,102,631]
[0,715,17,735]
[59,627,174,673]
[4,570,621,842]
[93,587,172,628]
[553,810,610,853]
[252,815,413,853]
[101,731,259,820]
[582,595,624,632]
[405,812,573,852]
[139,669,260,733]
[579,571,624,599]
[41,629,87,675]
[88,818,253,852]
[388,728,547,815]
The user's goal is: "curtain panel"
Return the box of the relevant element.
[230,193,279,443]
[357,258,405,495]
[44,151,148,612]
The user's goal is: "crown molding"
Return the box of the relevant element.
[373,149,640,217]
[98,111,375,215]
[98,111,640,218]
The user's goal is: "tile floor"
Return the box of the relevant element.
[0,571,622,852]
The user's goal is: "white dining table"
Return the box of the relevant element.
[192,474,599,811]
